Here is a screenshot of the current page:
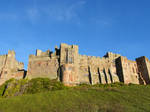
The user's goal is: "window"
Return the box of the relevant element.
[66,49,74,64]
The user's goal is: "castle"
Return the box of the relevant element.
[0,43,150,86]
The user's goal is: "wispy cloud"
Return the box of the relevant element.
[0,0,113,27]
[26,0,87,23]
[0,0,87,24]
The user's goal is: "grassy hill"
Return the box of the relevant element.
[0,78,149,112]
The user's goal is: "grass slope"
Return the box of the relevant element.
[0,79,149,112]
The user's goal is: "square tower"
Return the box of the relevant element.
[60,43,79,65]
[60,43,79,85]
[116,56,139,84]
[136,56,150,84]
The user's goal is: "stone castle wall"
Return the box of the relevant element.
[116,56,140,84]
[26,43,150,86]
[0,50,25,85]
[27,49,59,79]
[136,56,150,84]
[78,54,120,85]
[0,43,150,86]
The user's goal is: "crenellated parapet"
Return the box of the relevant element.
[104,52,121,60]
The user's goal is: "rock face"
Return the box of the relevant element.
[1,43,150,86]
[0,50,25,85]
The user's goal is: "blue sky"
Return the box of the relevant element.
[0,0,150,69]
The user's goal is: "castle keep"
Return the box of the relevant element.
[0,43,150,86]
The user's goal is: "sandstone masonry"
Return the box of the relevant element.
[0,43,150,86]
[0,50,25,85]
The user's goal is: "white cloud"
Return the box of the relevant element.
[26,0,87,22]
[0,0,87,24]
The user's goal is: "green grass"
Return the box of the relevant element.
[0,78,150,112]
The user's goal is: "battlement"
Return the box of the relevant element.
[8,50,16,58]
[60,43,78,49]
[136,56,150,63]
[0,50,16,58]
[36,49,52,57]
[104,52,121,59]
[79,55,102,60]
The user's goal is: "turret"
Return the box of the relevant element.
[8,50,15,58]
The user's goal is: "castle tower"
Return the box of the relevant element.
[136,56,150,84]
[60,43,79,85]
[116,56,140,84]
